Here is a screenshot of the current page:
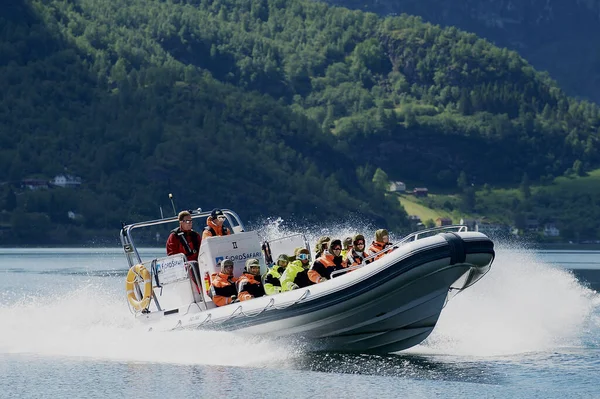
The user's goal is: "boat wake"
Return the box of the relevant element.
[416,243,600,357]
[0,230,598,367]
[0,282,300,367]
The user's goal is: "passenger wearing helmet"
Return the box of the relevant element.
[237,258,265,301]
[202,208,231,240]
[280,248,314,291]
[368,229,394,261]
[314,236,331,259]
[347,234,371,266]
[263,254,289,295]
[341,237,353,259]
[308,239,348,284]
[210,259,238,306]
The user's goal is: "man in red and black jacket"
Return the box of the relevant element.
[166,211,202,261]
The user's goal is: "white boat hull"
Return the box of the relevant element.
[138,231,494,354]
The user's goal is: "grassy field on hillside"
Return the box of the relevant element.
[548,169,600,193]
[394,169,600,232]
[394,193,472,224]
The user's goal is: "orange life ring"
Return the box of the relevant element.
[125,264,153,311]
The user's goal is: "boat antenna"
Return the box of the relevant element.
[169,193,177,216]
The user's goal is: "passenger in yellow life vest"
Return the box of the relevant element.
[308,239,348,283]
[341,236,353,259]
[280,248,314,291]
[263,254,289,295]
[368,229,394,261]
[237,258,265,301]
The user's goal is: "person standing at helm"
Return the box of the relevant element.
[280,248,314,291]
[202,208,231,240]
[368,229,394,261]
[237,258,265,301]
[263,254,289,295]
[308,239,348,284]
[347,234,371,266]
[166,211,202,261]
[211,259,238,306]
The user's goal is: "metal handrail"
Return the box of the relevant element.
[398,225,468,244]
[363,224,467,263]
[119,208,244,266]
[329,264,364,279]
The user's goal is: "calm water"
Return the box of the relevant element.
[0,246,598,398]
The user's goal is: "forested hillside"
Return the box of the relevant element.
[325,0,600,104]
[1,0,600,244]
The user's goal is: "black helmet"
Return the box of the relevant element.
[211,208,224,219]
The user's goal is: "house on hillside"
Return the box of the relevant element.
[478,222,510,236]
[459,218,479,232]
[51,174,82,188]
[413,187,428,197]
[436,217,453,227]
[543,223,560,237]
[21,178,49,191]
[389,181,406,192]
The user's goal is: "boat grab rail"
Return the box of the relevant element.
[330,225,468,279]
[181,289,311,329]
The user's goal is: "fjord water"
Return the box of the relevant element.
[0,246,598,399]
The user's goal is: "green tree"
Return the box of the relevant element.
[457,171,468,191]
[3,189,17,211]
[519,173,531,199]
[372,168,389,192]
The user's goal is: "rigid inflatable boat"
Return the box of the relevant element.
[120,209,494,354]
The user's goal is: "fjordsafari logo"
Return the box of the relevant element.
[215,252,262,265]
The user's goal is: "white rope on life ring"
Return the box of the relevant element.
[125,264,153,311]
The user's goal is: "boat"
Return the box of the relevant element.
[120,208,495,354]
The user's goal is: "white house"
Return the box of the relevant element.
[543,224,560,237]
[51,174,82,188]
[478,223,509,236]
[389,181,406,192]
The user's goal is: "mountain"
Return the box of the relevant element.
[324,0,600,103]
[1,0,600,244]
